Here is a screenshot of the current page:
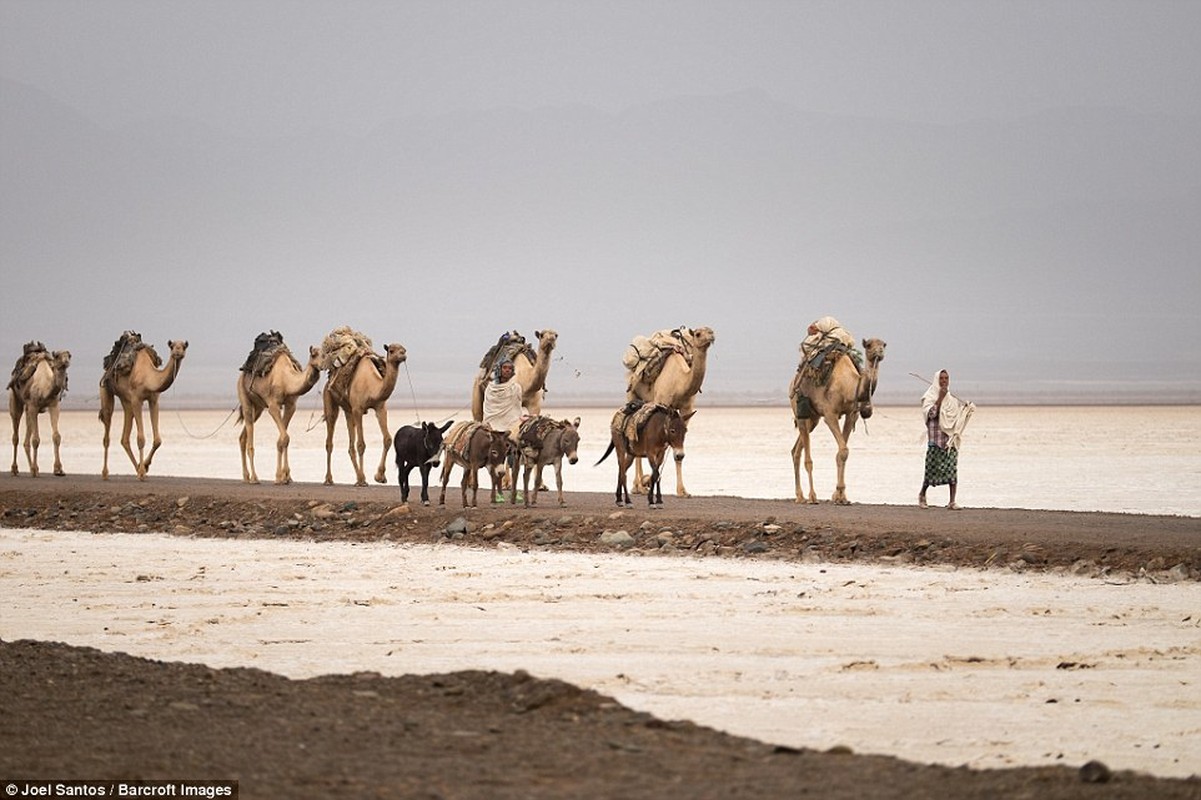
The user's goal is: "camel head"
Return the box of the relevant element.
[862,338,886,367]
[385,343,408,364]
[52,350,71,371]
[306,346,321,365]
[534,329,558,352]
[688,327,716,350]
[167,340,189,360]
[858,338,887,419]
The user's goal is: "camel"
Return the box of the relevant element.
[99,337,188,480]
[626,326,715,497]
[8,345,71,477]
[789,337,887,505]
[237,344,322,485]
[472,329,558,421]
[322,342,406,487]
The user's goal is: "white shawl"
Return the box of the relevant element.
[483,380,526,432]
[922,369,975,450]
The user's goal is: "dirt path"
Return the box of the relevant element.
[3,473,1199,578]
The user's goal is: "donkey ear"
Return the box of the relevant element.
[439,420,453,433]
[572,416,581,429]
[683,410,697,421]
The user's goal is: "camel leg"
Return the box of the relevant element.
[673,448,688,498]
[792,420,819,504]
[140,396,164,478]
[278,401,297,484]
[822,413,853,505]
[9,393,22,476]
[119,401,143,478]
[239,406,259,484]
[347,409,367,487]
[266,402,290,485]
[49,400,64,476]
[23,403,39,477]
[372,405,391,484]
[99,387,114,479]
[322,390,337,485]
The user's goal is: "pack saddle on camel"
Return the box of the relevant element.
[236,331,322,485]
[623,325,714,497]
[99,332,188,480]
[319,326,407,487]
[8,341,71,477]
[471,328,558,421]
[788,316,886,505]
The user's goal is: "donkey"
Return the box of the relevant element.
[510,416,581,507]
[393,420,453,505]
[595,403,694,507]
[438,421,512,508]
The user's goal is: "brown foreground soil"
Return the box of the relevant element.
[3,474,1200,798]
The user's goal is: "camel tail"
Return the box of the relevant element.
[594,439,616,467]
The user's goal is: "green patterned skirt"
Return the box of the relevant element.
[924,445,958,486]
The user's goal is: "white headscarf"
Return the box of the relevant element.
[921,369,975,449]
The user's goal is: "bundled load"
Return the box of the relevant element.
[240,330,298,377]
[320,326,384,398]
[9,340,48,390]
[320,326,376,372]
[443,420,487,463]
[513,415,572,460]
[623,327,695,388]
[102,331,159,378]
[794,316,862,387]
[611,400,666,446]
[477,330,535,381]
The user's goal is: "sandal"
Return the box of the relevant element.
[918,496,928,509]
[946,502,961,510]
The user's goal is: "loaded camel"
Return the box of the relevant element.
[8,342,71,477]
[322,342,407,487]
[625,326,714,497]
[472,329,557,421]
[236,338,322,485]
[789,335,887,504]
[596,403,694,508]
[99,335,188,480]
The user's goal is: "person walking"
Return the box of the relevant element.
[482,357,527,502]
[919,369,972,509]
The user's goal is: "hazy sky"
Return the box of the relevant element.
[2,0,1199,407]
